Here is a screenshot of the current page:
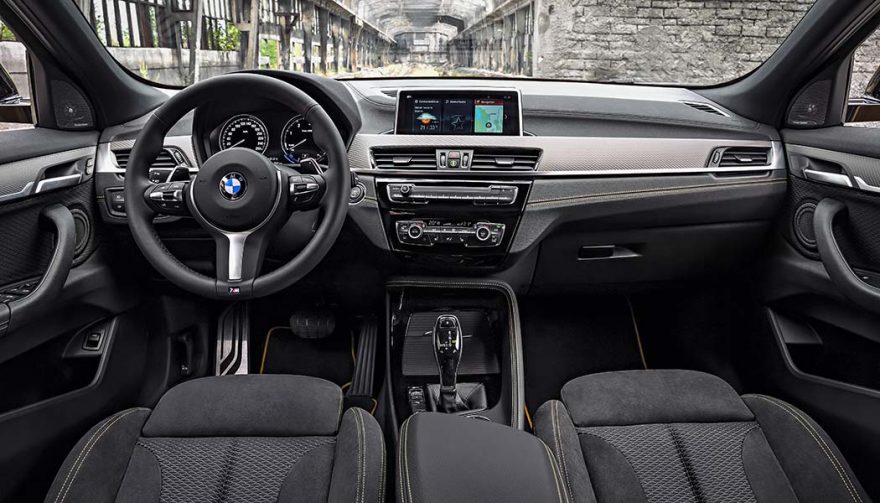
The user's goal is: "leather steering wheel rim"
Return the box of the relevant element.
[124,73,350,299]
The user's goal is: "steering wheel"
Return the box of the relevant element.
[124,73,350,299]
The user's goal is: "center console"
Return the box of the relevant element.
[386,279,524,429]
[369,87,535,268]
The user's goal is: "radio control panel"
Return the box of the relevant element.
[387,183,518,205]
[396,220,506,248]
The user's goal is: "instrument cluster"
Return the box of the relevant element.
[212,111,326,164]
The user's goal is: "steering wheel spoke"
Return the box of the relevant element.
[213,230,268,284]
[144,181,191,216]
[288,173,326,210]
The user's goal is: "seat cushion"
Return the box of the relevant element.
[44,375,385,503]
[536,370,871,503]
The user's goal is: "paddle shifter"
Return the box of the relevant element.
[433,314,464,413]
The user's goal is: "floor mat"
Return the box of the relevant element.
[520,295,646,414]
[258,326,355,387]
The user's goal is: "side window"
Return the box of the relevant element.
[848,29,880,126]
[0,18,33,131]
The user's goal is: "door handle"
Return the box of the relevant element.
[35,173,82,194]
[803,169,853,187]
[813,198,880,313]
[0,204,76,336]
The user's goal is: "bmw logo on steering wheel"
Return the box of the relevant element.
[219,172,246,200]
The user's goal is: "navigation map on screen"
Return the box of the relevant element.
[473,99,504,134]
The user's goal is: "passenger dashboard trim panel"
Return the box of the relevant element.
[350,134,782,176]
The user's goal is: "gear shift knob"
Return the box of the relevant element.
[433,314,463,412]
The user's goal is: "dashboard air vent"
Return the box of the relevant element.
[682,101,729,117]
[113,148,180,170]
[380,89,399,98]
[371,148,437,169]
[470,148,541,171]
[711,147,771,167]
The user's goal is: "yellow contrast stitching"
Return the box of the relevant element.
[58,409,140,503]
[752,395,860,503]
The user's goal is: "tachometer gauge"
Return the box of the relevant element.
[280,115,326,163]
[219,114,269,153]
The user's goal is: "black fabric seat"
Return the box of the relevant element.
[535,370,871,503]
[43,375,385,503]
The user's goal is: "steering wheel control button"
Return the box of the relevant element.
[289,174,325,207]
[146,182,189,215]
[219,172,246,200]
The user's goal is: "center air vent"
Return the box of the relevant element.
[470,148,541,171]
[371,148,438,169]
[113,148,182,170]
[709,147,771,168]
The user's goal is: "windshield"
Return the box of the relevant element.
[73,1,814,87]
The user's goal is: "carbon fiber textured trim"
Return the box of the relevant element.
[0,147,95,200]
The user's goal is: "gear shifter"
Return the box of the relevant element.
[433,314,464,413]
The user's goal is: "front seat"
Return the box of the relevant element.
[535,370,871,503]
[43,375,385,503]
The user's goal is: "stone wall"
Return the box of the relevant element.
[534,0,814,85]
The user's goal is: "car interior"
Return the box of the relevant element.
[1,0,880,501]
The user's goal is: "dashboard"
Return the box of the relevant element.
[95,71,788,291]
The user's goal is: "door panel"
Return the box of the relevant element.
[0,127,147,501]
[761,125,880,498]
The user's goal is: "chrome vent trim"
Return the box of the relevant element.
[709,147,772,168]
[112,148,181,170]
[682,101,729,117]
[371,147,437,169]
[470,148,541,171]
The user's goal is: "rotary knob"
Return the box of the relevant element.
[475,224,491,242]
[407,224,424,239]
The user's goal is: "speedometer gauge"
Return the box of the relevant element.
[280,116,326,163]
[219,114,269,153]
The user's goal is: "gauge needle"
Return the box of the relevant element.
[290,139,307,149]
[230,139,245,148]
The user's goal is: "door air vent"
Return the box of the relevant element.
[682,101,729,117]
[113,148,182,170]
[371,147,438,169]
[470,148,541,171]
[709,147,771,167]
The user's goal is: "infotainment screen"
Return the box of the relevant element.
[395,90,521,136]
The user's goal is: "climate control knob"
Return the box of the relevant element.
[475,224,491,242]
[407,224,424,239]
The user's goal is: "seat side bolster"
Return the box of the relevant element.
[535,400,598,503]
[328,407,386,503]
[742,395,871,503]
[43,408,151,503]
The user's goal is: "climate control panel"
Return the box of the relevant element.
[396,220,506,248]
